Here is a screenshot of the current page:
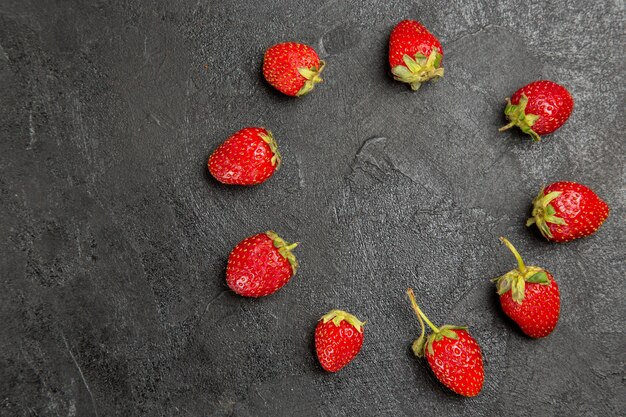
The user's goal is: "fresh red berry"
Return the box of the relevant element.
[494,238,560,338]
[226,231,298,297]
[425,329,484,397]
[526,181,609,242]
[262,42,325,97]
[208,127,281,185]
[315,310,365,372]
[406,289,484,397]
[389,20,444,91]
[499,80,574,141]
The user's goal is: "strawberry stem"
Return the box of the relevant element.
[500,237,526,273]
[406,288,439,333]
[284,242,299,251]
[498,121,516,132]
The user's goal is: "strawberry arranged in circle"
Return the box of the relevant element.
[263,42,325,97]
[527,181,609,242]
[499,80,574,141]
[406,289,484,397]
[226,231,298,297]
[494,237,560,338]
[389,20,444,91]
[315,309,365,372]
[208,127,281,185]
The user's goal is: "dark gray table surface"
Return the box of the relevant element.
[1,1,625,416]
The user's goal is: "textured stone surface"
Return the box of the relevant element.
[1,1,625,416]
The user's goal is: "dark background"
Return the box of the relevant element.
[1,0,625,416]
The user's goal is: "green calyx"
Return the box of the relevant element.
[407,288,467,357]
[265,231,299,274]
[320,309,365,333]
[391,49,444,91]
[412,324,468,357]
[498,94,542,141]
[493,237,550,304]
[259,131,281,168]
[525,189,567,239]
[296,60,326,97]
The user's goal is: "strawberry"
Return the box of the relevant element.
[208,127,280,185]
[226,231,298,297]
[493,237,560,338]
[526,181,609,242]
[389,20,444,91]
[315,310,365,372]
[262,42,325,97]
[499,80,574,141]
[406,289,484,397]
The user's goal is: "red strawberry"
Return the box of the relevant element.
[406,289,484,397]
[226,231,298,297]
[499,80,574,141]
[526,181,609,242]
[263,42,325,97]
[389,20,444,90]
[315,310,365,372]
[208,127,280,185]
[494,237,560,338]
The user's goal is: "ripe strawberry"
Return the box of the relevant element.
[263,42,325,97]
[389,20,444,91]
[226,231,298,297]
[406,289,484,397]
[499,80,574,141]
[493,237,560,338]
[315,310,365,372]
[526,181,609,242]
[208,127,280,185]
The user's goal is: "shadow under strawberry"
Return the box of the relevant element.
[309,328,327,374]
[376,28,398,89]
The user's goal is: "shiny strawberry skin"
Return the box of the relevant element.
[510,80,574,135]
[226,232,296,297]
[208,127,279,185]
[263,42,323,97]
[315,313,364,372]
[499,273,560,338]
[388,20,443,68]
[425,329,484,397]
[528,181,610,242]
